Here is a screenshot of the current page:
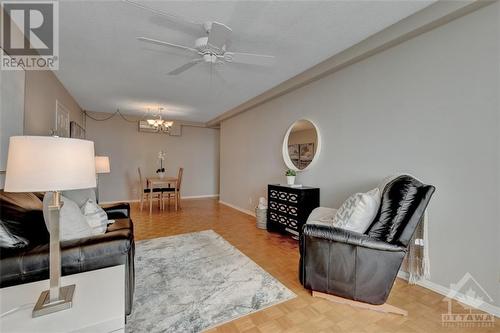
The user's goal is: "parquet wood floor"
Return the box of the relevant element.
[131,198,498,333]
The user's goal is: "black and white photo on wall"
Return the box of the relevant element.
[288,143,314,169]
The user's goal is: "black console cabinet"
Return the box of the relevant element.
[267,184,320,237]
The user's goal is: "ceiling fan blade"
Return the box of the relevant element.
[207,22,232,51]
[224,52,275,66]
[123,0,203,30]
[168,59,203,75]
[137,37,199,53]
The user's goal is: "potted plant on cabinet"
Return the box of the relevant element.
[286,169,296,185]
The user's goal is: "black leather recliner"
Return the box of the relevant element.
[299,175,435,305]
[0,196,135,315]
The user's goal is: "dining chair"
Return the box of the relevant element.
[162,168,183,211]
[138,167,162,212]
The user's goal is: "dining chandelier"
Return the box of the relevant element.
[146,107,173,131]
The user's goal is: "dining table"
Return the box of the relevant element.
[146,176,178,214]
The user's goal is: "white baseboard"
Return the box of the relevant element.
[397,270,500,317]
[99,195,219,205]
[397,270,409,280]
[218,200,255,217]
[99,199,140,205]
[182,194,219,199]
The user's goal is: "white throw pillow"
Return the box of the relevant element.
[332,188,381,234]
[43,194,93,241]
[63,189,97,208]
[306,207,338,227]
[81,199,108,235]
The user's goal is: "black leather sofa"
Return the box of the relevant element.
[299,175,435,305]
[0,193,135,315]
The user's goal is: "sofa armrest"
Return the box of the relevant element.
[101,202,130,219]
[302,224,405,252]
[61,220,133,255]
[300,223,407,304]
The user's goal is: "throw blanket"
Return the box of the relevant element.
[378,174,430,284]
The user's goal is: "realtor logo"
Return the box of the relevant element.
[441,272,495,328]
[1,1,59,70]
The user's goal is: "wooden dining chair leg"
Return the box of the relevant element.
[174,190,178,211]
[149,192,153,215]
[140,194,144,211]
[177,192,181,210]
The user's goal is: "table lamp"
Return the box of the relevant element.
[95,156,110,203]
[4,136,96,317]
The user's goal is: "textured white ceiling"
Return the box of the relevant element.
[55,0,433,122]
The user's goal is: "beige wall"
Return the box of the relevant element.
[220,4,499,307]
[86,114,220,202]
[24,71,83,136]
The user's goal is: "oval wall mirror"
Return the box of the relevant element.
[282,119,321,171]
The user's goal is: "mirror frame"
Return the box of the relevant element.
[282,119,321,172]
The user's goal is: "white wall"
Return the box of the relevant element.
[220,3,499,307]
[86,115,219,202]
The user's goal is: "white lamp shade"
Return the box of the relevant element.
[95,156,110,174]
[4,136,96,192]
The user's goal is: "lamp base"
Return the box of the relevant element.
[32,284,75,318]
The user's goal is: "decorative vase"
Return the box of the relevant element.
[158,172,165,179]
[286,176,295,185]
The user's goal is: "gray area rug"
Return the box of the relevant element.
[126,230,296,332]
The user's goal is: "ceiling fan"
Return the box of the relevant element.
[124,0,275,75]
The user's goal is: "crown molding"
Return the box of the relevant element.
[205,0,494,127]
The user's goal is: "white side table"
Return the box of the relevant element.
[0,265,125,333]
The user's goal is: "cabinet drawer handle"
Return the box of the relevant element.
[278,191,288,200]
[288,206,298,216]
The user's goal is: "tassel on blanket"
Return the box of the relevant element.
[408,208,430,284]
